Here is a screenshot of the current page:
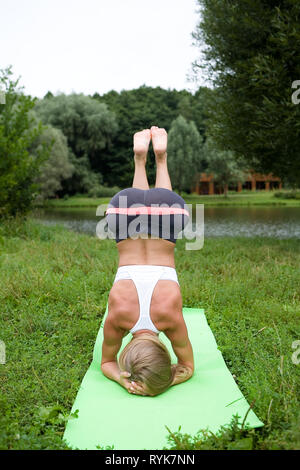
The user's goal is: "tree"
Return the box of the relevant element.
[0,67,47,217]
[33,86,210,192]
[95,86,209,187]
[34,93,118,186]
[167,115,204,194]
[62,154,102,196]
[203,138,247,197]
[32,124,74,199]
[177,87,212,140]
[192,0,300,186]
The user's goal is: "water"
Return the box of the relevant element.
[33,206,300,239]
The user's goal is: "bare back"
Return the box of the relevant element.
[109,237,180,333]
[108,277,182,335]
[117,238,176,268]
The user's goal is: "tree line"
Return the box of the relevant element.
[35,85,211,195]
[2,66,244,217]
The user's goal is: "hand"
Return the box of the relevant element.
[171,363,193,386]
[119,371,149,396]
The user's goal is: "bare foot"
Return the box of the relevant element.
[133,129,151,163]
[151,126,168,163]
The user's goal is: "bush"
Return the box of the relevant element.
[274,191,300,200]
[164,415,255,450]
[0,67,48,218]
[33,125,74,199]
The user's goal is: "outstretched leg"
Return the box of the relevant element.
[151,126,172,191]
[132,129,151,189]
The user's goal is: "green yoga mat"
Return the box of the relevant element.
[63,308,263,450]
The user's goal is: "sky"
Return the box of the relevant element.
[0,0,202,98]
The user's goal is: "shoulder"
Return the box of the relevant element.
[151,281,183,331]
[107,280,139,331]
[109,280,139,314]
[152,281,182,314]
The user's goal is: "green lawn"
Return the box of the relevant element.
[0,220,299,449]
[36,190,300,209]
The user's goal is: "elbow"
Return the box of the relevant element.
[101,361,109,374]
[178,361,194,377]
[187,365,194,379]
[101,360,115,373]
[185,362,194,379]
[180,360,194,374]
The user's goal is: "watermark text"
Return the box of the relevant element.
[291,340,300,365]
[96,200,204,251]
[291,80,300,105]
[0,340,6,364]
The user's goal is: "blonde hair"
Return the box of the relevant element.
[119,334,173,396]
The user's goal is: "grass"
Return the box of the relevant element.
[36,190,300,209]
[0,219,299,449]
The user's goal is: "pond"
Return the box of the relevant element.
[33,206,300,239]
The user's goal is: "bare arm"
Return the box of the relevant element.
[164,315,194,386]
[101,317,123,382]
[101,317,146,395]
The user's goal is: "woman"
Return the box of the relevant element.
[101,126,194,396]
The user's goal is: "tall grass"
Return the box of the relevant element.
[0,220,299,449]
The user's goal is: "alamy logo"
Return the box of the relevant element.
[291,80,300,105]
[0,86,5,105]
[291,340,300,365]
[95,200,204,251]
[0,340,5,364]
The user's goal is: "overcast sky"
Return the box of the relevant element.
[1,0,202,98]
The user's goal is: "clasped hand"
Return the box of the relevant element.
[119,371,150,396]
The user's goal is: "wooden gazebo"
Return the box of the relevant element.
[193,171,282,195]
